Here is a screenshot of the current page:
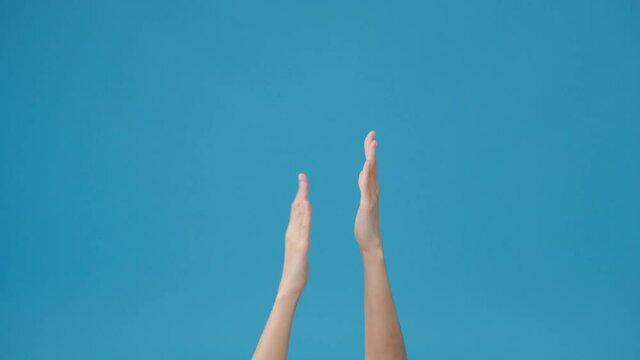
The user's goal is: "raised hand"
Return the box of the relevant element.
[354,131,407,360]
[355,130,382,252]
[279,173,311,295]
[253,173,311,360]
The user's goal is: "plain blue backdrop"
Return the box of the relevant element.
[1,0,639,359]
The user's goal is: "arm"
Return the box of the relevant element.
[253,174,311,360]
[355,131,407,360]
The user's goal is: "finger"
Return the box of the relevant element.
[363,137,378,166]
[364,130,376,160]
[370,139,378,161]
[294,173,309,202]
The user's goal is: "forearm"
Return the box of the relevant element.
[252,289,302,360]
[362,244,406,360]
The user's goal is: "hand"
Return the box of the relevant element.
[355,131,382,253]
[278,173,311,296]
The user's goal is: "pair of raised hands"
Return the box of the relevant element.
[278,130,382,296]
[253,131,406,360]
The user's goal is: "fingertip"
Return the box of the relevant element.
[299,173,309,195]
[366,130,376,143]
[364,131,376,159]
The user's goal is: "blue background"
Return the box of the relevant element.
[1,0,639,359]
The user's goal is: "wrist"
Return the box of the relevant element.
[357,234,383,254]
[276,286,303,302]
[360,244,384,260]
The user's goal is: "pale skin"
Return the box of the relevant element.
[252,131,406,360]
[356,131,407,360]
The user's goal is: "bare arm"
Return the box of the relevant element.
[355,131,407,360]
[253,174,311,360]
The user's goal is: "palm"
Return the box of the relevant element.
[355,131,382,251]
[280,173,311,294]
